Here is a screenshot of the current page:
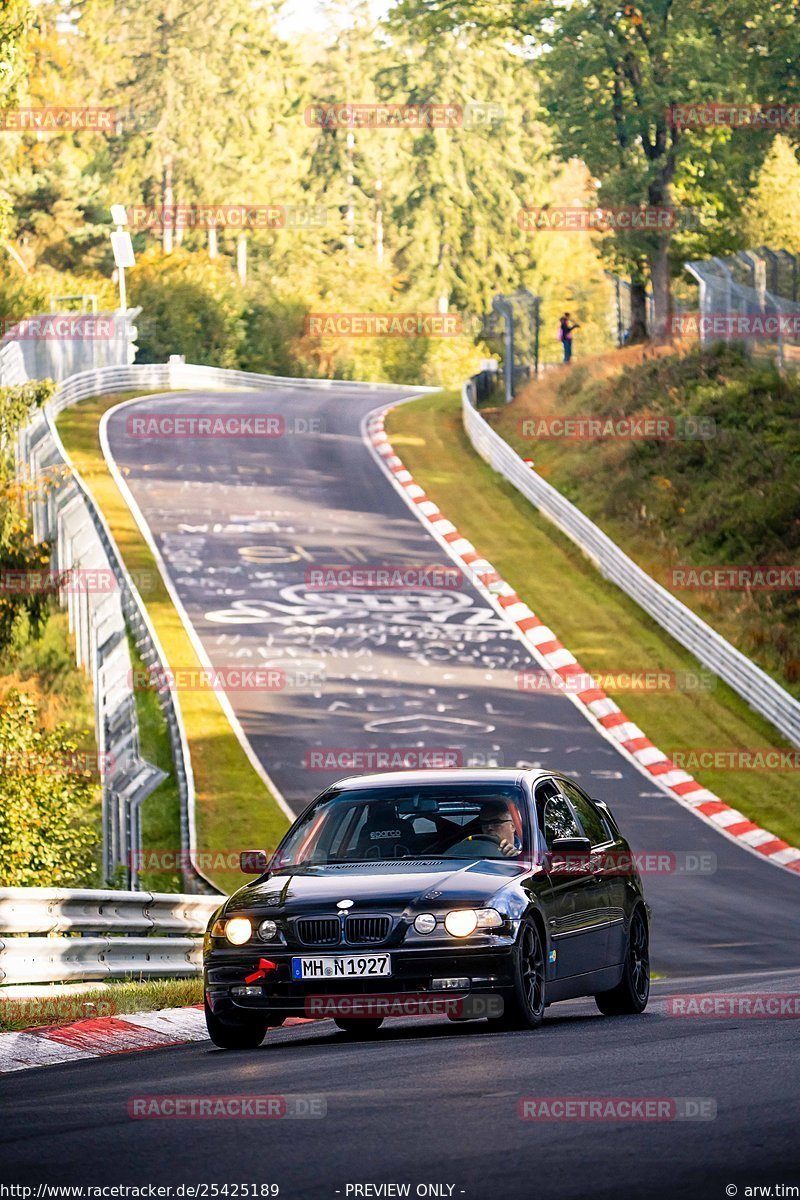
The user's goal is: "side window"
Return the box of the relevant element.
[560,782,612,847]
[542,794,581,850]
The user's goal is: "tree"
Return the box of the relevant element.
[0,0,32,244]
[742,137,800,253]
[0,379,57,651]
[0,0,30,113]
[0,691,98,886]
[388,0,761,340]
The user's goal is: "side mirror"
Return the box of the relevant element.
[547,836,593,876]
[240,849,269,874]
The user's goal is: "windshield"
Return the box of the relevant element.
[270,783,529,868]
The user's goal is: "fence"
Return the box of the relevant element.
[480,289,540,402]
[605,272,655,345]
[0,310,140,385]
[0,888,220,985]
[462,379,800,748]
[684,247,800,368]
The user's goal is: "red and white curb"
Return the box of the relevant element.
[364,408,800,877]
[0,1007,316,1074]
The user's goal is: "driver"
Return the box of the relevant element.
[475,799,521,857]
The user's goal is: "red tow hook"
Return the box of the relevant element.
[245,958,278,984]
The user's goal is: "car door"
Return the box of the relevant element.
[559,780,626,966]
[535,780,609,979]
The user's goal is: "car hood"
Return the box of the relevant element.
[226,859,529,915]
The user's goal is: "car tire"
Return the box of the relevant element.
[333,1017,384,1035]
[490,916,546,1030]
[204,998,268,1049]
[595,906,650,1016]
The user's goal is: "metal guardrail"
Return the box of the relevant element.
[462,379,800,748]
[13,361,184,891]
[0,888,221,985]
[14,357,438,893]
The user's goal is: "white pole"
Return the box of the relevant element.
[115,223,127,312]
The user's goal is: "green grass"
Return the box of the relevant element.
[386,389,800,848]
[57,392,290,893]
[0,977,203,1031]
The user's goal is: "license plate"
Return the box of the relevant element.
[291,954,391,981]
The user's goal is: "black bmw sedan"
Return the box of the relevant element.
[203,768,650,1047]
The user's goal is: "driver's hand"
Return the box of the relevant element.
[499,838,518,857]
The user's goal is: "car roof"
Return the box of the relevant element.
[328,767,557,790]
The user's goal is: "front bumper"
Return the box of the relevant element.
[204,943,517,1023]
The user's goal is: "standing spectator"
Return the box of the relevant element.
[559,312,580,363]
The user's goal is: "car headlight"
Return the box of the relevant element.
[258,919,279,941]
[444,908,503,938]
[414,913,437,934]
[211,916,252,946]
[475,908,503,929]
[444,910,478,937]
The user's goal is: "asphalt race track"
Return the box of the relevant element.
[2,970,800,1197]
[4,383,797,1197]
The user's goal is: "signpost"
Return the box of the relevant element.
[110,205,135,311]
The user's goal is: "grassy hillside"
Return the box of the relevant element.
[490,344,800,698]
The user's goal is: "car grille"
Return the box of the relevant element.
[296,918,340,946]
[293,915,393,947]
[346,915,391,944]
